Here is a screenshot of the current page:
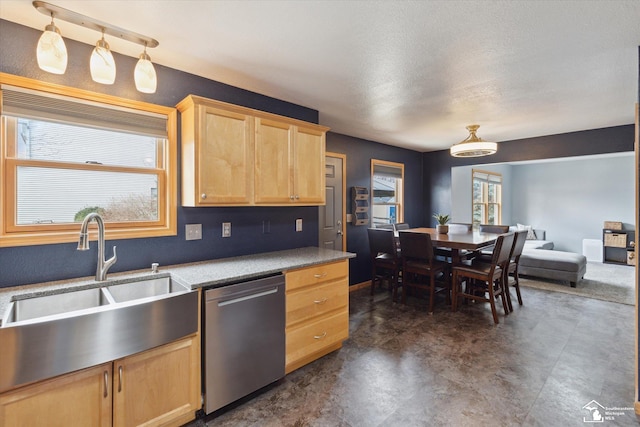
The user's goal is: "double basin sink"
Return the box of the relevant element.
[2,275,190,325]
[0,274,198,393]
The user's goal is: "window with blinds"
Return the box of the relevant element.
[371,159,404,226]
[0,75,177,247]
[472,170,502,228]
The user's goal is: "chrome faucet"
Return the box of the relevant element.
[77,213,117,281]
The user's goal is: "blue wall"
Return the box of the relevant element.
[0,20,322,287]
[423,125,635,227]
[326,133,424,286]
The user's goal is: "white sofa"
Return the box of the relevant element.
[514,228,587,288]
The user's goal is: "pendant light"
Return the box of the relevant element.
[90,31,116,84]
[33,1,159,92]
[450,124,497,158]
[36,14,68,74]
[134,44,157,93]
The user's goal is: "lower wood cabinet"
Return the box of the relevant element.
[0,334,201,427]
[0,363,113,427]
[113,334,201,427]
[284,260,349,373]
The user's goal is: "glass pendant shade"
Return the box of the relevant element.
[450,125,497,157]
[36,23,68,74]
[90,36,116,84]
[134,50,157,93]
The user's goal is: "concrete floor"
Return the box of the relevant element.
[189,285,638,426]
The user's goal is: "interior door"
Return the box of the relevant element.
[319,154,345,250]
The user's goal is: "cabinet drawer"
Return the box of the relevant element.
[286,308,348,367]
[286,279,348,327]
[286,260,348,291]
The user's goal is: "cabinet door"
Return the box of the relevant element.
[0,364,112,427]
[197,105,254,205]
[254,118,294,204]
[113,334,200,427]
[293,125,326,204]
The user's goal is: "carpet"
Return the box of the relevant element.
[519,261,636,306]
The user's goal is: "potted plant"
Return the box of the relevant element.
[433,213,450,234]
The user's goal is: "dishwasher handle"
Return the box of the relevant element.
[218,287,278,307]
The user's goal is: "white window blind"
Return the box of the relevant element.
[1,85,167,138]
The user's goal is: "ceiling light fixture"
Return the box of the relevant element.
[90,31,116,85]
[36,14,67,74]
[33,1,159,93]
[450,124,497,158]
[134,44,157,94]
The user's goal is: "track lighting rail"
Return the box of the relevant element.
[33,1,159,49]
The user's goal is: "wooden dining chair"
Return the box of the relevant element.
[436,223,474,261]
[479,224,510,234]
[367,228,402,302]
[398,231,449,314]
[451,232,515,324]
[504,230,528,312]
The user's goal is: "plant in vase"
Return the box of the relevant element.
[433,213,450,234]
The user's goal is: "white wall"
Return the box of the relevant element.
[452,153,634,253]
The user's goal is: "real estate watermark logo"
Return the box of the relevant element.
[582,400,634,423]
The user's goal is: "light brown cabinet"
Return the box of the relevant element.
[284,260,349,374]
[177,95,328,206]
[0,334,200,427]
[178,97,254,206]
[0,363,112,427]
[254,119,325,205]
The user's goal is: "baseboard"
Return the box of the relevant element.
[349,281,371,292]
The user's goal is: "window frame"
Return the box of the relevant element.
[0,73,177,247]
[370,159,404,226]
[472,169,502,228]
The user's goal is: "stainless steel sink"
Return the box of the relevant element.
[4,287,113,323]
[107,277,189,302]
[0,273,198,394]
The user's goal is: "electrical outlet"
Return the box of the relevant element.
[185,224,202,241]
[262,220,271,234]
[295,218,303,232]
[222,222,231,237]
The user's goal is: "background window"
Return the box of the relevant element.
[472,170,502,228]
[371,160,404,227]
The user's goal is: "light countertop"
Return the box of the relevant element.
[0,247,355,326]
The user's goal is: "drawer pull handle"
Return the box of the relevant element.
[103,370,108,398]
[313,273,327,279]
[118,365,123,393]
[314,297,328,304]
[314,332,327,340]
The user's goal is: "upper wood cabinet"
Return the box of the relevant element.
[178,97,254,206]
[177,95,328,206]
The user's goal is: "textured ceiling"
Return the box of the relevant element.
[1,0,639,152]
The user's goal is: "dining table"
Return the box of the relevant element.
[399,227,502,264]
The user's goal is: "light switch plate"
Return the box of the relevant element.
[185,224,202,241]
[295,218,303,232]
[222,222,231,237]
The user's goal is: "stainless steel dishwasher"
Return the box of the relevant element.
[203,274,285,414]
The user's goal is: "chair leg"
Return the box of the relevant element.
[428,272,436,315]
[504,271,514,313]
[514,268,523,305]
[486,280,500,324]
[451,271,459,312]
[371,266,376,296]
[391,269,400,303]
